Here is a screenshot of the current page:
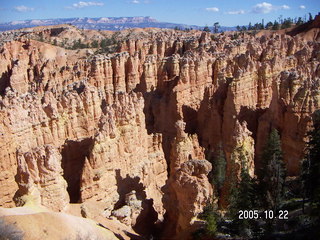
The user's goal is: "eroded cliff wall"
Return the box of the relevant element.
[0,22,319,238]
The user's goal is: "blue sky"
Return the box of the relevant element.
[0,0,319,26]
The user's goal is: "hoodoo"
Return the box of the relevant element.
[0,14,319,239]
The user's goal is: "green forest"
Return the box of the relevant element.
[194,111,320,240]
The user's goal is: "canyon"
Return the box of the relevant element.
[0,15,319,239]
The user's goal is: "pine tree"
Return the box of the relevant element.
[214,22,220,33]
[259,129,286,212]
[228,148,257,237]
[238,166,255,209]
[281,18,293,29]
[198,201,218,237]
[212,143,226,192]
[100,39,107,49]
[229,162,255,217]
[272,20,280,30]
[265,21,273,29]
[91,40,99,48]
[203,26,210,32]
[302,111,320,217]
[296,17,304,25]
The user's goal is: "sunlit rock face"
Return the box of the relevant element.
[0,20,319,238]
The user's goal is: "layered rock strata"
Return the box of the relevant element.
[0,21,319,238]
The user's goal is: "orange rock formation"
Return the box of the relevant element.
[0,18,319,238]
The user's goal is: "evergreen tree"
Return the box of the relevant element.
[197,201,218,238]
[281,18,293,29]
[272,20,280,30]
[227,147,258,238]
[241,26,247,31]
[259,129,286,212]
[72,39,86,49]
[100,39,108,49]
[229,146,255,215]
[309,13,313,22]
[71,40,77,49]
[214,22,220,33]
[278,15,283,24]
[206,213,217,236]
[203,26,210,32]
[212,143,226,192]
[302,111,320,217]
[77,39,82,48]
[91,40,99,48]
[296,17,304,25]
[265,21,273,29]
[100,38,117,53]
[229,165,255,216]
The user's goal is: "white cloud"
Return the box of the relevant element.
[129,0,150,4]
[11,20,27,25]
[299,5,306,9]
[14,5,34,12]
[226,10,245,15]
[70,1,104,9]
[205,7,219,12]
[252,2,273,14]
[280,5,290,10]
[251,2,290,14]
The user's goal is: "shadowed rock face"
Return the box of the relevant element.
[0,19,319,238]
[61,138,94,203]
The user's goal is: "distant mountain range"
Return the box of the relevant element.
[0,17,236,32]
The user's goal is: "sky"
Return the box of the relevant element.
[0,0,319,26]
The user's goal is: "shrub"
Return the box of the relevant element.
[198,202,219,237]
